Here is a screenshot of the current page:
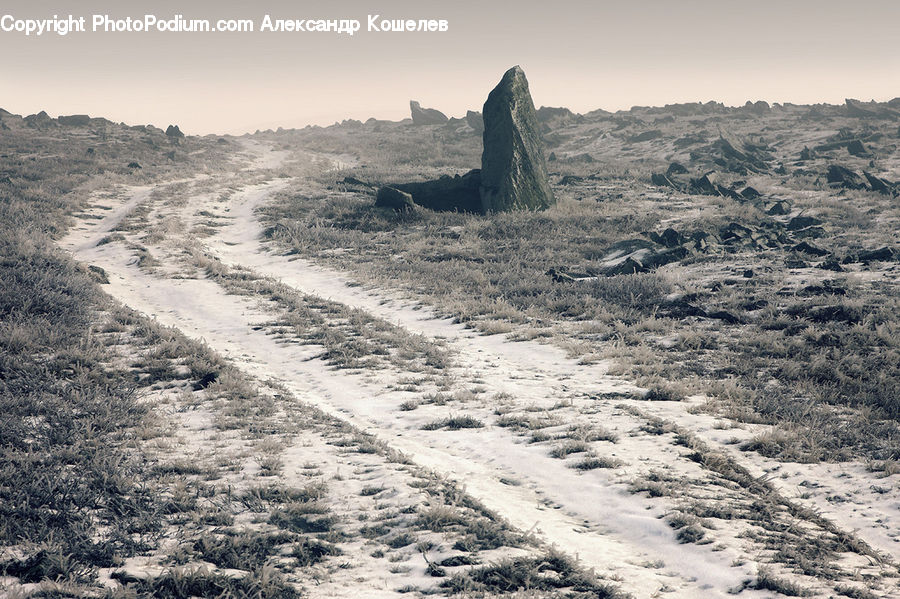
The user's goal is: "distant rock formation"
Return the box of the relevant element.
[741,100,770,116]
[24,111,55,129]
[58,114,91,127]
[465,110,484,133]
[479,66,555,212]
[165,124,185,138]
[409,101,448,125]
[535,106,575,123]
[845,98,900,120]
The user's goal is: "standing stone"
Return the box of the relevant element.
[479,66,555,212]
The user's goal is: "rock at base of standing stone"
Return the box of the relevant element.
[388,170,482,213]
[479,66,555,213]
[375,187,417,212]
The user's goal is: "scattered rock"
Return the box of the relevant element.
[410,101,448,125]
[740,186,761,200]
[791,241,829,257]
[799,146,815,161]
[857,247,896,263]
[847,139,871,157]
[806,305,861,324]
[706,132,772,173]
[666,162,688,175]
[827,164,867,189]
[479,66,555,212]
[193,372,219,390]
[647,227,685,248]
[787,215,822,231]
[765,200,791,215]
[863,171,895,195]
[651,173,679,189]
[375,186,417,212]
[818,257,844,271]
[658,299,707,319]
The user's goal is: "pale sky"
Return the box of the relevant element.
[1,0,898,134]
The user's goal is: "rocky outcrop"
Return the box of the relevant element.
[479,66,554,212]
[409,101,448,125]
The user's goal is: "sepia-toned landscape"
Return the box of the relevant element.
[1,65,899,599]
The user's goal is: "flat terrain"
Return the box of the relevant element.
[2,100,900,598]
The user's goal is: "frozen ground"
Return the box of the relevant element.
[59,140,900,598]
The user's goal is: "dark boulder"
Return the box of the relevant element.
[799,146,815,161]
[127,162,142,169]
[193,372,220,391]
[479,66,555,212]
[863,171,895,195]
[791,241,829,257]
[410,101,448,125]
[651,173,680,189]
[666,162,688,175]
[857,247,896,263]
[655,228,685,248]
[787,215,822,231]
[826,165,867,190]
[740,186,761,200]
[465,110,484,133]
[375,186,417,212]
[388,169,482,213]
[765,200,791,215]
[847,139,871,157]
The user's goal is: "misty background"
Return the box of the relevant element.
[2,0,898,135]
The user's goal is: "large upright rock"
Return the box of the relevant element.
[409,101,448,125]
[479,66,554,212]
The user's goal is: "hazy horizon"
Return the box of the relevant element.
[2,0,898,135]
